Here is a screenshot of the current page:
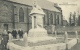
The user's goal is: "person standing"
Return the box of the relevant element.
[18,28,24,38]
[1,30,9,49]
[7,30,11,34]
[11,29,17,39]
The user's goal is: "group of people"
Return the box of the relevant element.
[1,28,24,50]
[11,29,24,39]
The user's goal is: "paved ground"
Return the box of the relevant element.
[69,39,80,50]
[0,34,80,50]
[69,43,80,50]
[0,45,9,50]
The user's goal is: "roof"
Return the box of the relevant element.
[8,0,60,12]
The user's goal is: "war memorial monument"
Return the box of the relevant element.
[7,1,78,50]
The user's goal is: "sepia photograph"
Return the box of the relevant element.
[0,0,80,50]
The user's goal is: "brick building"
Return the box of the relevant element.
[0,0,63,32]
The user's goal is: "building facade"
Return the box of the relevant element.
[0,0,63,32]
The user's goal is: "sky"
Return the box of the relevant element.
[48,0,80,21]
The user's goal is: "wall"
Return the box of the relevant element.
[0,0,63,32]
[12,2,32,32]
[0,1,13,31]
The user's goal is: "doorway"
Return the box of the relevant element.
[4,24,8,31]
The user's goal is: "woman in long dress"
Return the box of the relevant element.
[1,30,9,49]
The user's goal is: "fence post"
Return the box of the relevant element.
[23,32,28,47]
[75,31,78,43]
[55,31,57,38]
[57,46,59,50]
[9,33,13,42]
[52,25,55,35]
[65,31,68,50]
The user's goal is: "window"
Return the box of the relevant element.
[57,15,59,24]
[50,14,53,24]
[19,7,24,22]
[14,6,17,15]
[47,12,49,25]
[49,14,53,25]
[43,15,45,25]
[34,16,36,28]
[1,4,8,17]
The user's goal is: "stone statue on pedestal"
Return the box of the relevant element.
[28,0,56,43]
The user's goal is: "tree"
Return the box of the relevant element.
[77,15,80,26]
[73,12,76,26]
[69,12,72,26]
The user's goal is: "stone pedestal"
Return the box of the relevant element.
[28,28,56,43]
[28,27,56,43]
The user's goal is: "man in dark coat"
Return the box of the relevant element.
[18,29,23,38]
[11,29,17,39]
